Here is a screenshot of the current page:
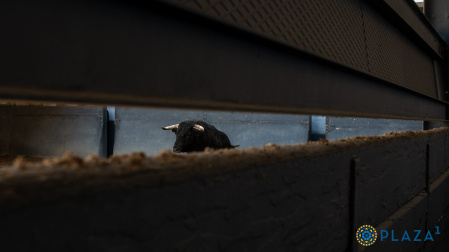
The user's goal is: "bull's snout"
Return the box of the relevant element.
[173,147,181,153]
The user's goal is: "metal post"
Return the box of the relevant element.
[309,116,327,141]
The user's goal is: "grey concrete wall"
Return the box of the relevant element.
[0,105,107,157]
[0,106,426,158]
[113,108,310,155]
[326,117,423,140]
[114,108,425,156]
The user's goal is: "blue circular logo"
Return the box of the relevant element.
[356,225,377,246]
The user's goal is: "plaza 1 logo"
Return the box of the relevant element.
[356,225,377,246]
[356,225,441,246]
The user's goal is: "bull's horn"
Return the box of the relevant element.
[162,124,179,130]
[193,124,205,132]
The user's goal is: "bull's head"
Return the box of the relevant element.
[162,122,205,153]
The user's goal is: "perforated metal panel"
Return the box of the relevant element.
[160,0,438,98]
[362,2,438,98]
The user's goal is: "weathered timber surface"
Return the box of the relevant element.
[429,130,447,183]
[361,191,428,252]
[428,168,449,231]
[0,149,351,252]
[353,133,427,227]
[360,168,449,252]
[421,206,449,252]
[0,128,448,251]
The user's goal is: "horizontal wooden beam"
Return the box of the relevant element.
[1,128,448,251]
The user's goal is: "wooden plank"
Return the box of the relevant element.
[0,105,12,155]
[358,165,449,251]
[0,146,352,252]
[0,127,448,251]
[427,167,449,229]
[421,208,449,252]
[359,191,428,252]
[354,134,427,227]
[445,131,449,168]
[428,131,446,183]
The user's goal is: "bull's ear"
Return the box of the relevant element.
[162,124,179,133]
[193,124,205,132]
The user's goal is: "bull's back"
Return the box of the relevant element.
[198,123,232,149]
[212,130,232,148]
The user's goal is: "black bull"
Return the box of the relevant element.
[162,120,239,153]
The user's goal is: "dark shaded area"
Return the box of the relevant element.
[0,128,448,251]
[107,121,115,157]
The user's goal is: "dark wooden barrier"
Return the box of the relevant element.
[0,128,448,251]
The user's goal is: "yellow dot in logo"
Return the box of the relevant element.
[356,225,377,246]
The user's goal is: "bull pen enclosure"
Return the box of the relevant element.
[1,0,449,251]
